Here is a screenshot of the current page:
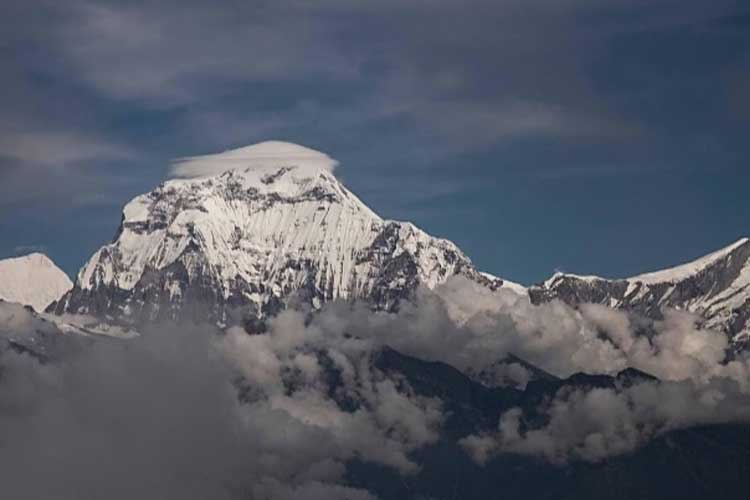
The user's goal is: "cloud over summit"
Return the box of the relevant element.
[169,141,339,178]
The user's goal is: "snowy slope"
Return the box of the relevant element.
[52,141,516,325]
[530,238,750,346]
[0,253,72,312]
[630,238,749,284]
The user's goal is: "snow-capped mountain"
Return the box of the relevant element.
[51,141,517,326]
[530,238,750,346]
[0,253,72,312]
[47,140,750,346]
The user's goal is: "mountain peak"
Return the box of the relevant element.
[0,253,72,312]
[54,147,508,324]
[8,252,55,266]
[170,140,339,179]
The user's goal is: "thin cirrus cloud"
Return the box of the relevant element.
[4,0,744,179]
[0,130,135,207]
[56,1,358,104]
[43,0,677,146]
[0,131,132,168]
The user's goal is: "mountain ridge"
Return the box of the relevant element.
[530,237,750,346]
[44,141,750,348]
[50,142,516,326]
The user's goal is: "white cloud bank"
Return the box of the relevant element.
[3,272,750,498]
[169,141,339,178]
[459,377,750,465]
[0,302,439,500]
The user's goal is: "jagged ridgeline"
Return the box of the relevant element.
[49,142,518,326]
[41,141,750,348]
[530,238,750,348]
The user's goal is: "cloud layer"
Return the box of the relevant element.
[0,303,440,499]
[3,273,750,497]
[461,377,750,464]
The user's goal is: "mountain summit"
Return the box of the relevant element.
[51,141,514,325]
[0,253,72,312]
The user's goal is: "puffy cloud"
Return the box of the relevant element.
[579,304,733,384]
[388,278,750,465]
[381,277,749,388]
[0,302,442,498]
[304,277,750,464]
[220,278,750,469]
[5,267,750,493]
[221,309,444,475]
[460,378,750,464]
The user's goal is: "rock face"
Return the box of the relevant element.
[51,142,517,325]
[0,253,72,312]
[529,238,750,346]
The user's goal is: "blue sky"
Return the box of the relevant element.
[1,0,749,285]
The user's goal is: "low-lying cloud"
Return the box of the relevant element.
[460,376,750,464]
[0,303,438,499]
[305,278,750,465]
[3,274,750,497]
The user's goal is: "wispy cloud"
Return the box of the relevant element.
[57,1,357,104]
[0,131,132,167]
[44,0,729,150]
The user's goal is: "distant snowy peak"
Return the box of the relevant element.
[542,271,605,289]
[531,238,750,345]
[543,238,750,287]
[53,141,514,325]
[0,253,72,312]
[629,237,750,285]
